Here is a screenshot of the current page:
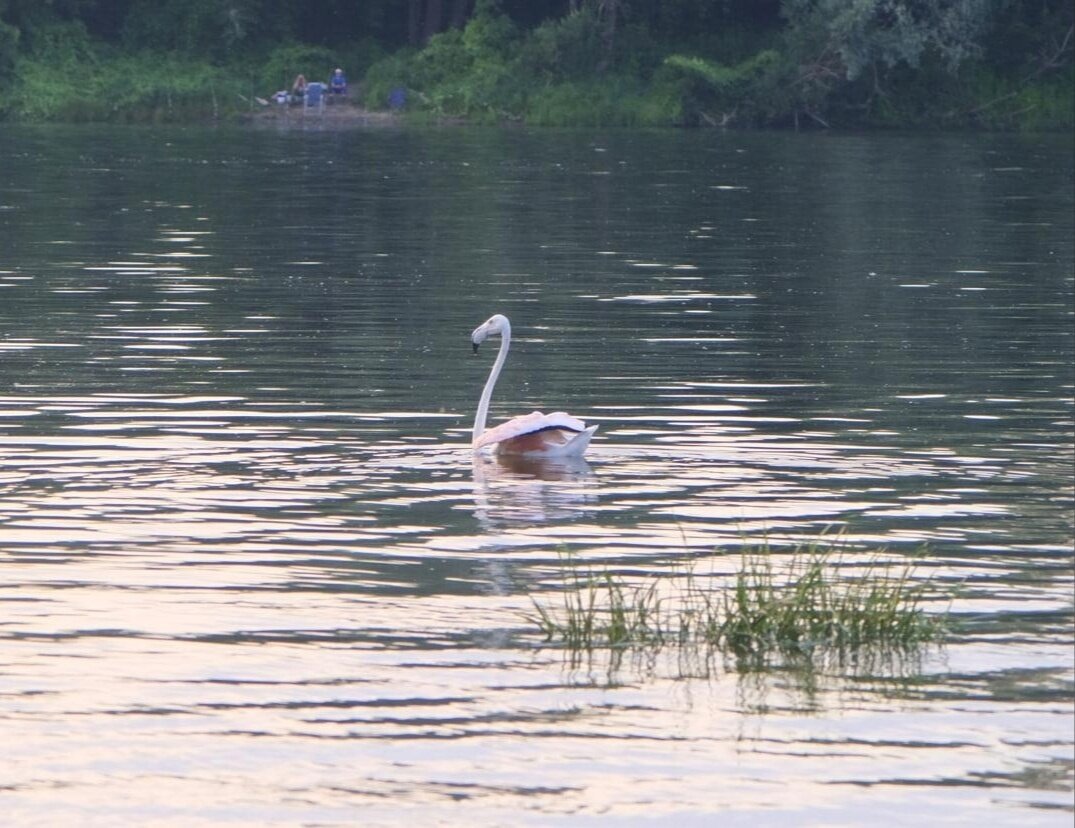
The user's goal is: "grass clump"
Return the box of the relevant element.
[530,569,668,651]
[529,538,944,668]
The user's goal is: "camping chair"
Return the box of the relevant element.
[304,82,326,114]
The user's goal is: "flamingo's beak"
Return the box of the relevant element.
[472,342,480,355]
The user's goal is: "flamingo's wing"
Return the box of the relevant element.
[473,410,586,451]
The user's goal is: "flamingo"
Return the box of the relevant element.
[470,314,597,458]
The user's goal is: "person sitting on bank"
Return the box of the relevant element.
[329,68,347,96]
[291,74,307,102]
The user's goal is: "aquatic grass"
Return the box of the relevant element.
[714,543,940,665]
[528,538,945,668]
[529,567,669,651]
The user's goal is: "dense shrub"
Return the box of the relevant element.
[258,43,340,94]
[361,7,689,126]
[662,50,781,126]
[6,49,247,122]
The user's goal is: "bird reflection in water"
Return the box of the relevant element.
[471,453,598,528]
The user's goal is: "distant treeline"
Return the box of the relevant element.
[0,0,1070,128]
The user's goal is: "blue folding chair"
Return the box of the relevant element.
[304,82,326,113]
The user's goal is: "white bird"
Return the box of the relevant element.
[470,314,596,458]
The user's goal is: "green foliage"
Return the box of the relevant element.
[0,0,1069,129]
[959,63,1075,130]
[526,77,684,127]
[756,0,1027,127]
[364,11,528,122]
[525,81,625,127]
[782,0,995,80]
[120,0,289,59]
[362,48,417,111]
[531,567,667,651]
[1,18,98,120]
[5,48,248,122]
[663,49,781,125]
[529,539,945,668]
[462,5,519,58]
[362,6,690,126]
[258,42,339,93]
[515,6,606,80]
[414,29,471,87]
[364,24,514,121]
[714,543,940,662]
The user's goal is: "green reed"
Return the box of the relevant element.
[528,538,944,665]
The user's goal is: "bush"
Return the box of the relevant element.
[662,49,782,126]
[360,6,684,126]
[514,7,606,81]
[362,48,418,112]
[525,77,683,127]
[2,20,98,121]
[258,43,340,95]
[5,49,247,123]
[361,11,522,122]
[959,64,1075,131]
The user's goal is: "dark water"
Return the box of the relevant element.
[1,124,1072,824]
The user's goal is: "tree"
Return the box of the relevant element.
[409,0,475,45]
[783,0,998,80]
[774,0,1001,125]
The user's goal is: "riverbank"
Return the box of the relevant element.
[243,99,402,129]
[1,4,1070,131]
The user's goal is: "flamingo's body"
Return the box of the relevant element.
[470,315,596,458]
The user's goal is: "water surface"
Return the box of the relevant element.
[1,125,1072,824]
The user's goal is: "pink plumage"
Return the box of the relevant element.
[469,315,596,459]
[473,410,594,456]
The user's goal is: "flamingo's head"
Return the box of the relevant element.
[471,314,510,354]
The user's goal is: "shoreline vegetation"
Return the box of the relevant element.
[0,1,1070,131]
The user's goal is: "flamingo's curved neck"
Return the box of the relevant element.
[473,321,511,446]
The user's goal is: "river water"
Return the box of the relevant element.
[0,124,1072,825]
